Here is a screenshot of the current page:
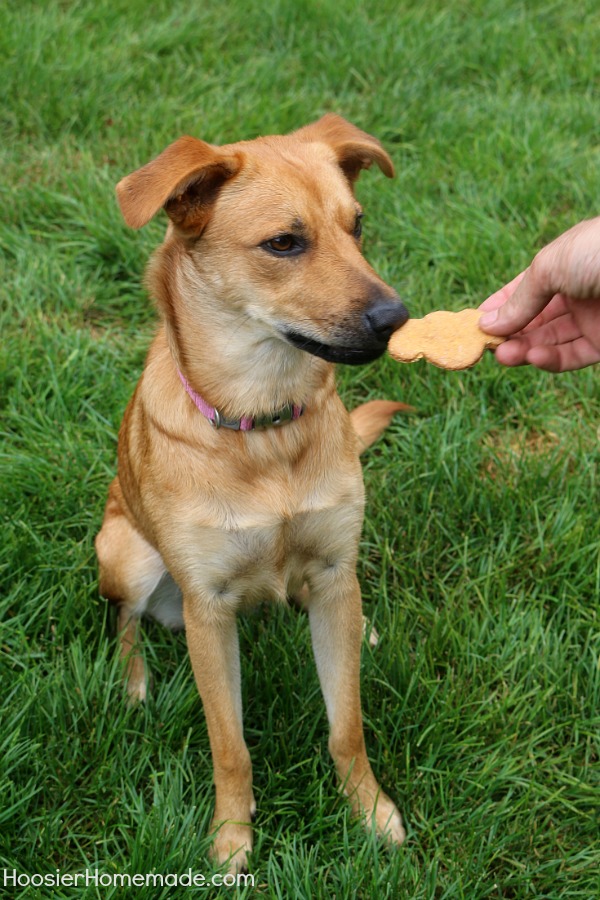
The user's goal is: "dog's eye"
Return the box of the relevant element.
[262,234,305,256]
[353,214,364,240]
[269,235,294,252]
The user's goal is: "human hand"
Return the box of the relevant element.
[478,217,600,371]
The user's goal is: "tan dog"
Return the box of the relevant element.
[95,115,409,872]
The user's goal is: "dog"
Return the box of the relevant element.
[95,114,409,872]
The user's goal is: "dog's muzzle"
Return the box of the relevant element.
[362,297,409,344]
[283,296,409,365]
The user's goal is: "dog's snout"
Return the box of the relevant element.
[363,298,409,342]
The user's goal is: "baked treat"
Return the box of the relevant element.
[388,308,505,370]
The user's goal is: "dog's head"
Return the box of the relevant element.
[117,114,408,365]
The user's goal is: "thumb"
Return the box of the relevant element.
[479,262,556,335]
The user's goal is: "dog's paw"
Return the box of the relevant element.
[210,821,253,875]
[362,615,379,648]
[125,669,149,705]
[373,792,406,846]
[126,683,146,706]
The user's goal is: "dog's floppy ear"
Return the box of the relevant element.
[116,136,242,233]
[293,113,394,183]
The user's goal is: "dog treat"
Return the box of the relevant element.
[388,308,505,370]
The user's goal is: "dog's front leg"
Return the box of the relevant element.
[307,569,406,846]
[183,599,255,873]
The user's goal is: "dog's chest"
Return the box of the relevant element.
[156,411,366,608]
[173,465,365,609]
[201,500,363,607]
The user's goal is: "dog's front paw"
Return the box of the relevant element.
[372,791,406,846]
[209,821,253,875]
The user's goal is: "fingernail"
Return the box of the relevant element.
[479,309,498,327]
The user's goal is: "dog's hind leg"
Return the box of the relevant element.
[114,606,148,704]
[95,477,170,703]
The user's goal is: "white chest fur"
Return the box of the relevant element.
[143,495,364,630]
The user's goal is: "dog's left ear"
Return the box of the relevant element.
[293,113,394,183]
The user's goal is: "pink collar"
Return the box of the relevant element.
[178,371,303,431]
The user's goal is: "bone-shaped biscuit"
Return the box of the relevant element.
[388,308,505,370]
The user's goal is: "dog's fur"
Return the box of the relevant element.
[95,115,409,871]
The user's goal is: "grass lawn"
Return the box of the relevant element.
[1,0,599,897]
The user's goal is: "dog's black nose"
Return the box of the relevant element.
[363,298,409,342]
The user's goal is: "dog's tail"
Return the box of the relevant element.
[351,400,414,454]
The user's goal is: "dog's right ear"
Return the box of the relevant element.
[116,137,242,233]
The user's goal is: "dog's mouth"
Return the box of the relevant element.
[280,297,409,365]
[283,330,388,365]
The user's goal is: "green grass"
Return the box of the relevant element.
[1,0,599,897]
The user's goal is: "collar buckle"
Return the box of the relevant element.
[254,403,295,429]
